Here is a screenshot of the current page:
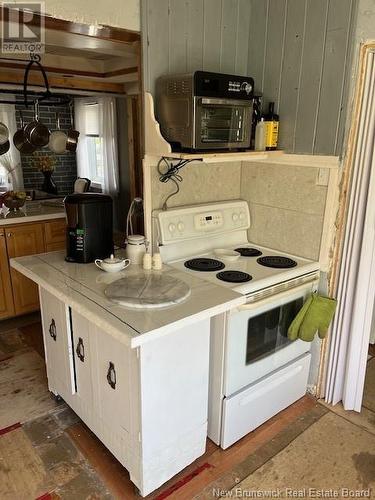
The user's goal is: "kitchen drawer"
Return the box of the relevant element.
[44,219,66,247]
[221,353,311,449]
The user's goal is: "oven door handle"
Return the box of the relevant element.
[237,279,320,312]
[199,97,252,107]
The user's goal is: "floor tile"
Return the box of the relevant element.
[323,402,375,437]
[0,350,61,428]
[233,411,375,495]
[0,427,48,500]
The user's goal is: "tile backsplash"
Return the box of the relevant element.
[150,161,242,210]
[16,96,77,195]
[149,159,329,261]
[241,162,328,260]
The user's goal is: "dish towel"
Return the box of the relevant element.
[288,293,337,342]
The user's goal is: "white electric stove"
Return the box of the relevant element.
[155,200,320,449]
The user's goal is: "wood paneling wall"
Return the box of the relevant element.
[249,0,357,155]
[142,0,251,93]
[142,0,357,155]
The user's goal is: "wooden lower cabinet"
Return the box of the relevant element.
[0,229,15,319]
[6,223,45,316]
[0,218,66,320]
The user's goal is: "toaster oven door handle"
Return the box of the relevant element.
[199,97,252,107]
[237,279,320,312]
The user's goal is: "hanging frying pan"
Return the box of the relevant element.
[13,111,36,154]
[0,140,10,156]
[66,104,79,152]
[0,122,9,145]
[24,100,50,147]
[48,113,67,154]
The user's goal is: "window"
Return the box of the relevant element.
[81,102,104,186]
[75,96,119,195]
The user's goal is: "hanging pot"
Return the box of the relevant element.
[0,122,9,145]
[24,100,50,147]
[48,113,67,154]
[66,104,79,152]
[13,111,36,154]
[0,140,10,156]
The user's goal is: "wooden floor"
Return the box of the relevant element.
[0,320,374,499]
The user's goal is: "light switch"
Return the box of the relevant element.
[316,168,329,186]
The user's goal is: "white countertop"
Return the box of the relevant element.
[0,201,65,226]
[10,250,245,348]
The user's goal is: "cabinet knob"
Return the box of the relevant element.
[6,233,12,237]
[49,319,57,341]
[106,361,116,389]
[76,337,85,362]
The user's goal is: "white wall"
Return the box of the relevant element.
[9,0,140,32]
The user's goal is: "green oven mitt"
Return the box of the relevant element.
[299,294,337,341]
[287,295,313,341]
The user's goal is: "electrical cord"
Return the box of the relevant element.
[157,157,199,210]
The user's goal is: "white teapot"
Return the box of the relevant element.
[95,254,130,273]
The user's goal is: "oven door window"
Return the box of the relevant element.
[200,105,246,143]
[246,298,304,364]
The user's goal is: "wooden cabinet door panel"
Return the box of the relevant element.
[0,229,15,319]
[6,223,45,315]
[45,219,66,247]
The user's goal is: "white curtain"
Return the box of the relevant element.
[74,97,93,181]
[0,95,24,190]
[74,96,119,197]
[98,96,119,197]
[325,51,375,411]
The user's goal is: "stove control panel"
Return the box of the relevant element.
[194,211,223,231]
[155,200,250,244]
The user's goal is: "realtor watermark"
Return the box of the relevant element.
[1,2,45,54]
[212,487,372,498]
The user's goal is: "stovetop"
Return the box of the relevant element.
[168,243,320,295]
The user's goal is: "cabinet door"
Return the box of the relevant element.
[93,327,131,435]
[6,223,45,315]
[71,310,93,405]
[45,219,66,252]
[40,288,75,398]
[0,229,15,319]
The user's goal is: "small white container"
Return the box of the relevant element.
[143,251,152,270]
[125,234,146,265]
[255,117,266,151]
[152,252,163,270]
[95,254,130,273]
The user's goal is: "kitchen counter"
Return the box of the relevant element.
[10,250,245,347]
[0,201,65,226]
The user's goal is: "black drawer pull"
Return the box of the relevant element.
[49,319,57,341]
[76,337,85,362]
[106,362,116,389]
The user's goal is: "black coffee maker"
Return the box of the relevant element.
[64,193,113,263]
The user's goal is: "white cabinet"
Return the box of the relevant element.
[93,327,132,437]
[39,287,211,497]
[70,310,94,416]
[39,289,75,398]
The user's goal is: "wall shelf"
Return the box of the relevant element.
[144,92,340,168]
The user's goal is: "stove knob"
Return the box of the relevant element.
[232,213,239,222]
[239,212,245,221]
[241,81,253,95]
[177,222,185,232]
[168,223,176,233]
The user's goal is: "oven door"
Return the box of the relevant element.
[194,97,252,149]
[224,279,319,397]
